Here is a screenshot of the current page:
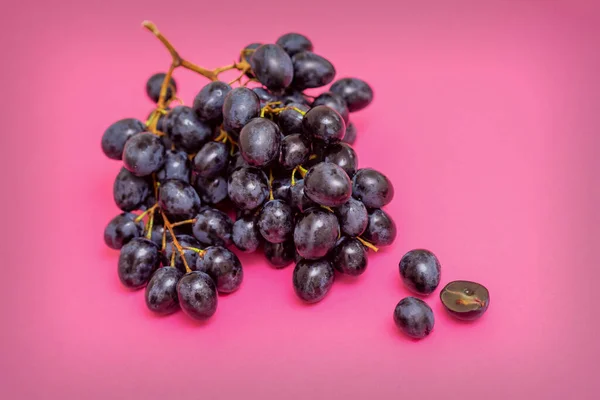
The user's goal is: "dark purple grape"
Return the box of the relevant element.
[192,81,232,122]
[303,105,346,143]
[294,208,340,260]
[440,281,490,321]
[289,179,316,212]
[342,122,357,145]
[145,267,183,315]
[113,167,151,212]
[118,238,161,290]
[104,213,144,250]
[257,200,294,244]
[196,246,243,294]
[278,103,310,136]
[157,149,191,183]
[163,234,203,273]
[123,132,166,177]
[194,175,228,205]
[232,215,261,253]
[272,175,292,202]
[222,87,261,133]
[293,259,335,303]
[101,118,146,160]
[334,197,368,237]
[177,271,218,320]
[192,208,233,247]
[332,237,368,276]
[252,87,278,107]
[304,162,352,207]
[399,249,441,295]
[330,78,374,112]
[363,209,396,247]
[264,240,296,269]
[146,73,177,103]
[227,167,269,210]
[312,92,349,123]
[352,168,394,208]
[324,143,357,177]
[193,141,229,178]
[393,297,434,339]
[291,51,336,90]
[239,118,281,167]
[279,133,311,169]
[158,179,201,221]
[164,106,213,153]
[250,44,294,91]
[276,33,313,56]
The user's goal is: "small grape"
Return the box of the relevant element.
[352,168,394,208]
[304,162,352,207]
[399,249,441,295]
[239,118,281,167]
[177,271,218,320]
[192,81,232,122]
[101,118,146,160]
[193,141,229,178]
[289,179,316,212]
[303,105,346,143]
[363,209,396,247]
[227,167,269,210]
[334,197,368,237]
[196,246,243,294]
[324,143,358,177]
[291,51,336,90]
[278,103,310,136]
[250,44,294,91]
[222,88,261,133]
[279,133,311,169]
[122,132,166,177]
[294,208,340,259]
[118,238,161,290]
[312,92,349,123]
[257,199,294,244]
[393,297,434,339]
[192,208,233,247]
[232,215,262,253]
[264,240,296,269]
[113,167,151,212]
[158,179,201,221]
[104,213,144,250]
[145,267,183,315]
[194,175,228,205]
[276,33,313,56]
[332,237,368,276]
[293,258,335,303]
[157,149,191,183]
[271,175,292,202]
[164,106,214,154]
[330,78,374,112]
[146,73,177,103]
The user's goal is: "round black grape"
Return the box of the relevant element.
[163,234,203,273]
[304,162,352,207]
[158,179,201,221]
[334,197,368,237]
[363,209,396,247]
[293,259,335,303]
[264,240,296,269]
[192,81,232,122]
[352,168,394,208]
[104,213,143,250]
[122,132,166,177]
[399,249,441,296]
[278,103,310,136]
[276,33,313,56]
[145,267,183,315]
[250,44,294,91]
[194,174,228,205]
[146,73,177,103]
[312,92,349,123]
[279,133,311,169]
[227,167,269,210]
[101,118,146,160]
[232,215,261,253]
[164,106,214,154]
[257,199,294,244]
[157,149,191,183]
[193,141,229,178]
[291,51,336,90]
[196,246,243,294]
[222,87,261,133]
[272,175,292,203]
[113,167,151,212]
[393,297,434,339]
[252,87,278,107]
[330,78,374,112]
[192,208,233,247]
[342,122,357,145]
[303,105,346,143]
[239,118,281,167]
[289,179,316,212]
[118,238,161,290]
[332,237,368,276]
[324,143,357,177]
[177,271,218,320]
[294,208,340,260]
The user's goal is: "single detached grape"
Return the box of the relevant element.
[324,143,358,177]
[293,259,335,303]
[263,240,296,269]
[304,162,352,207]
[363,208,396,247]
[164,106,213,153]
[222,87,261,133]
[118,238,161,290]
[101,118,146,160]
[194,175,228,205]
[330,77,374,112]
[399,249,441,296]
[440,281,490,321]
[276,33,313,56]
[303,105,346,143]
[193,141,229,178]
[278,103,310,136]
[257,199,294,244]
[393,297,434,339]
[352,168,394,208]
[192,81,232,122]
[157,149,191,183]
[232,215,262,253]
[163,234,203,273]
[239,118,281,167]
[159,179,201,221]
[279,133,311,169]
[332,237,368,276]
[113,167,151,212]
[334,197,368,237]
[312,92,349,123]
[122,132,166,177]
[177,271,218,320]
[250,44,294,91]
[104,213,143,250]
[192,207,233,247]
[196,246,243,294]
[291,51,336,90]
[146,72,177,103]
[342,122,357,145]
[145,266,183,315]
[227,167,269,210]
[294,208,340,259]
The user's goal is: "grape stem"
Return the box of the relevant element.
[160,210,192,273]
[135,204,158,222]
[182,246,206,256]
[356,236,379,252]
[170,219,197,228]
[268,168,274,201]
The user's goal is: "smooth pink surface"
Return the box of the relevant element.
[2,1,599,399]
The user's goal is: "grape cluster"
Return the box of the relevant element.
[101,23,395,322]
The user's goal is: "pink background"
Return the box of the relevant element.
[2,0,599,399]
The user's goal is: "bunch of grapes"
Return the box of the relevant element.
[101,22,396,322]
